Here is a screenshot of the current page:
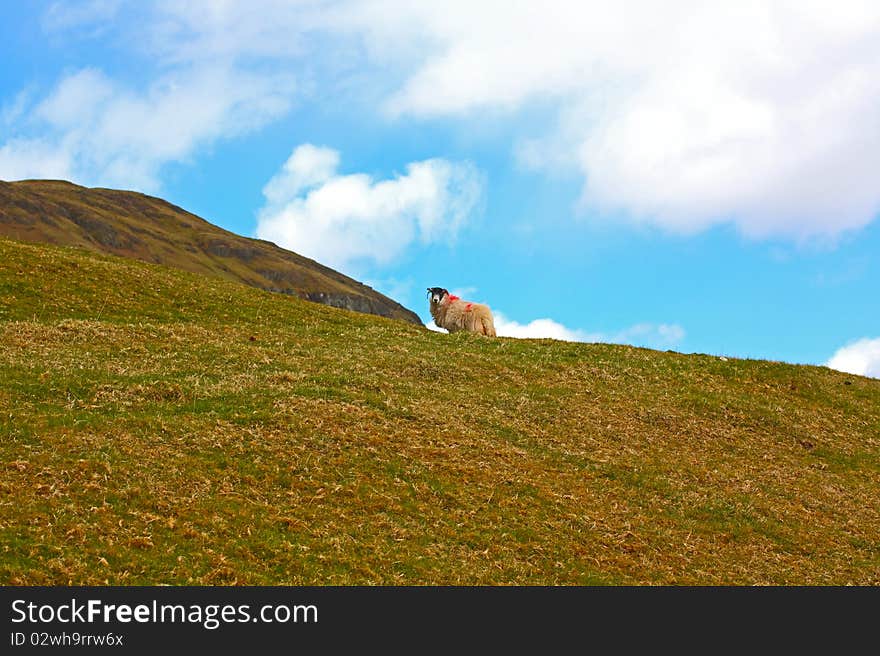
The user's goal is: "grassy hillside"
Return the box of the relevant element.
[1,236,878,585]
[0,179,421,324]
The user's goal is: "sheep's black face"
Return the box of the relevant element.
[427,287,447,305]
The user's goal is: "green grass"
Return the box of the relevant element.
[1,236,879,585]
[0,179,420,324]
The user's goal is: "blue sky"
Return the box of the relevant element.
[1,1,878,376]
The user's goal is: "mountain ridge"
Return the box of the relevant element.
[0,178,422,325]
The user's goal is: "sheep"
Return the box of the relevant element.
[427,287,496,337]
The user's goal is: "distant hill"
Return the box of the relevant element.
[1,237,878,584]
[0,179,422,324]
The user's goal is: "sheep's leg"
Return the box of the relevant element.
[480,315,496,337]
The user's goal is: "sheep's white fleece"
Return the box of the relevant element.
[430,293,496,337]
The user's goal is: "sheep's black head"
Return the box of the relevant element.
[427,287,448,304]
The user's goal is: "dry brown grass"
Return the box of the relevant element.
[1,237,878,585]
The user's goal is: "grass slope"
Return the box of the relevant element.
[1,237,878,585]
[0,179,421,324]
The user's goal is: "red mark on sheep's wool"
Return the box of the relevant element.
[465,303,473,311]
[447,294,460,302]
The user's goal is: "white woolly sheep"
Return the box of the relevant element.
[427,287,496,337]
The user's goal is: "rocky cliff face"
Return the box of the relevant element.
[304,291,408,317]
[0,179,423,325]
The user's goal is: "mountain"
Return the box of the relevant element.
[0,179,422,325]
[2,236,878,585]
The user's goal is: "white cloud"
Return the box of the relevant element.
[261,144,341,206]
[0,66,294,190]
[492,311,685,349]
[35,68,115,128]
[826,338,880,378]
[140,1,320,64]
[22,1,880,241]
[255,144,483,273]
[0,137,76,182]
[334,1,880,241]
[42,0,123,33]
[493,312,598,342]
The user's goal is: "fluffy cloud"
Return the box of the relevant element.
[464,310,685,349]
[256,144,483,272]
[0,66,293,190]
[261,144,341,206]
[343,1,880,240]
[826,338,880,378]
[493,312,599,342]
[20,1,880,240]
